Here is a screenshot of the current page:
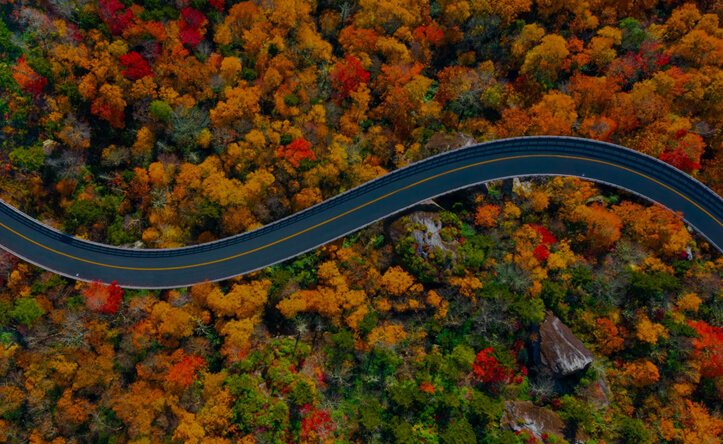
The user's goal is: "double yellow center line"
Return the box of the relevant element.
[0,154,720,272]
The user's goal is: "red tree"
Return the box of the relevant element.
[119,52,154,80]
[688,320,723,378]
[531,224,557,245]
[181,7,206,28]
[659,148,701,173]
[276,138,317,168]
[12,55,47,96]
[83,280,123,314]
[179,7,206,48]
[473,348,511,384]
[98,0,134,35]
[209,0,225,11]
[607,41,668,87]
[533,244,550,262]
[166,354,206,388]
[530,225,556,262]
[330,55,370,100]
[413,22,444,46]
[300,404,336,441]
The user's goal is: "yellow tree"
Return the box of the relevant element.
[530,91,578,135]
[521,34,569,86]
[91,84,127,128]
[366,323,408,349]
[210,83,262,128]
[612,202,692,255]
[196,371,233,436]
[621,360,660,387]
[220,317,259,362]
[378,266,425,313]
[150,301,195,341]
[584,27,621,70]
[292,187,323,211]
[277,261,368,329]
[635,314,669,345]
[567,203,622,251]
[474,204,501,228]
[131,127,154,162]
[111,381,167,438]
[205,280,271,319]
[381,266,421,297]
[55,389,93,427]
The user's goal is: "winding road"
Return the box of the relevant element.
[0,136,721,288]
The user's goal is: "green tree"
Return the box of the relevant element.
[616,417,652,444]
[10,297,44,326]
[619,18,647,51]
[0,19,21,61]
[359,397,383,432]
[441,418,476,444]
[149,100,173,122]
[9,146,45,172]
[65,199,106,232]
[469,391,503,428]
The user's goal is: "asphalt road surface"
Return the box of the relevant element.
[0,136,721,288]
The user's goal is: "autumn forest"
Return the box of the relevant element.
[0,0,722,442]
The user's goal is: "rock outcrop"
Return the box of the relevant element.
[388,211,458,259]
[582,377,611,409]
[539,314,594,376]
[422,132,474,157]
[502,401,565,441]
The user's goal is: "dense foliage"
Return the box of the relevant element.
[0,0,721,442]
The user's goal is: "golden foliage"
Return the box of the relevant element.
[205,280,271,318]
[635,314,669,345]
[367,323,407,348]
[220,317,259,361]
[150,301,195,339]
[381,266,421,297]
[292,187,323,211]
[277,261,368,329]
[613,202,692,255]
[131,127,154,161]
[219,56,242,83]
[567,203,622,251]
[521,34,569,85]
[448,274,483,299]
[474,204,501,228]
[622,360,660,387]
[111,381,166,438]
[210,83,262,127]
[546,240,577,270]
[530,91,578,135]
[55,390,92,426]
[677,293,702,313]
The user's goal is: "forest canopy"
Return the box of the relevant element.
[0,0,721,442]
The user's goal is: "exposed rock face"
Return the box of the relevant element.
[388,211,458,258]
[502,401,565,441]
[42,139,59,154]
[422,132,474,157]
[582,377,611,409]
[539,314,594,376]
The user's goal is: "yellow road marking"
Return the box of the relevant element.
[0,154,720,272]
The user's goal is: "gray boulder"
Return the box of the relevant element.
[539,314,594,377]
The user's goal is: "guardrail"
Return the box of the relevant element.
[1,136,721,262]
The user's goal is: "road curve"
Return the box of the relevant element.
[0,136,721,288]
